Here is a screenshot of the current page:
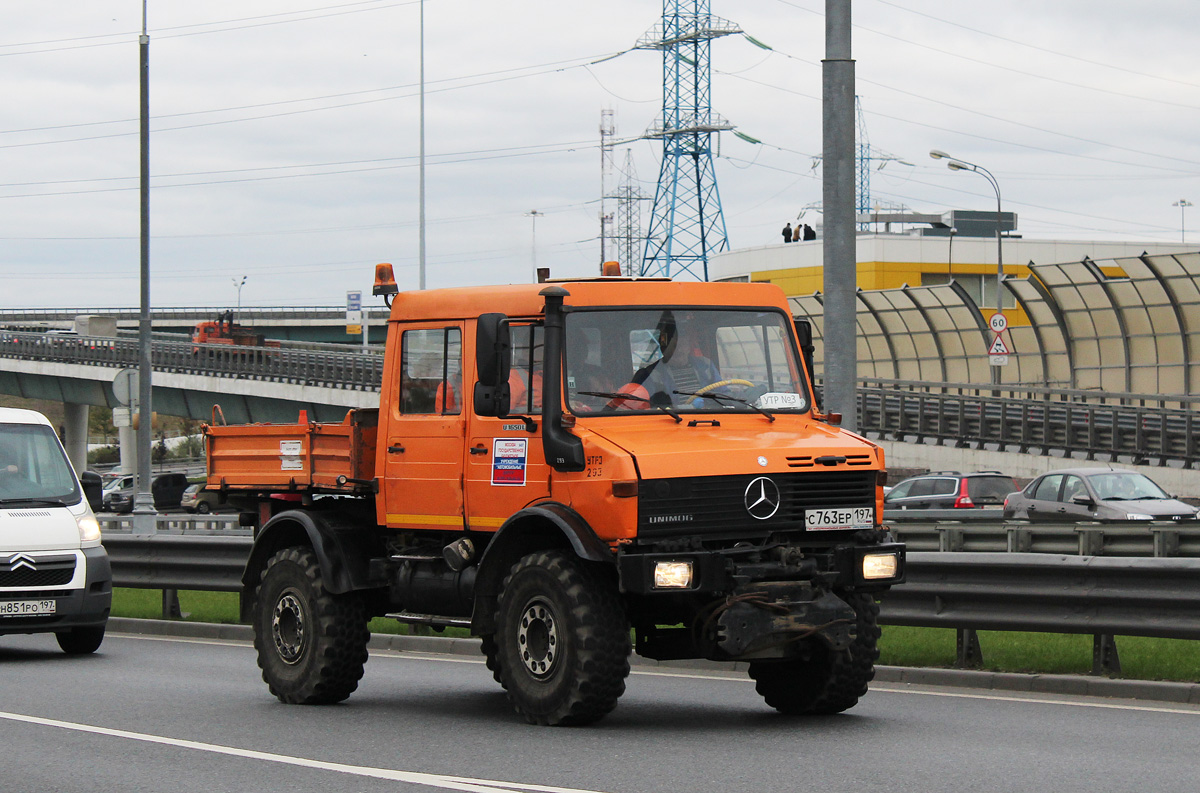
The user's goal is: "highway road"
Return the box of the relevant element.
[3,629,1200,793]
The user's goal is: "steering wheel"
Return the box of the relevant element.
[694,379,755,396]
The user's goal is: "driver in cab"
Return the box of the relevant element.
[631,312,721,408]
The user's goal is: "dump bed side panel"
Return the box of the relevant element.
[205,409,377,492]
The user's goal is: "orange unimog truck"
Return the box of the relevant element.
[206,265,905,726]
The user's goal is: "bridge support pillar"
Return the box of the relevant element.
[62,402,89,475]
[119,425,137,474]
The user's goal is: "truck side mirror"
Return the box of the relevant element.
[475,313,512,417]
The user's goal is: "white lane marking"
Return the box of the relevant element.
[0,710,613,793]
[870,685,1200,715]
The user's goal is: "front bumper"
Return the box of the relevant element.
[0,546,112,635]
[617,542,906,595]
[618,543,905,662]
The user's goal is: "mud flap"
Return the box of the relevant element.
[714,584,857,661]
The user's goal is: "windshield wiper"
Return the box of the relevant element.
[674,390,776,422]
[576,391,682,423]
[0,497,69,507]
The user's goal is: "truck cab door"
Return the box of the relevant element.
[464,323,552,532]
[382,325,467,531]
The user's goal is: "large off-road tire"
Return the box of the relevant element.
[253,547,370,705]
[748,590,881,715]
[56,625,105,655]
[494,550,630,726]
[480,633,507,689]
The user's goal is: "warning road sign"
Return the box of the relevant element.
[988,334,1010,356]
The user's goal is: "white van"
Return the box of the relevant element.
[0,408,111,653]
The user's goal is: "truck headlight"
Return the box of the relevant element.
[77,515,102,545]
[862,552,899,581]
[653,561,693,589]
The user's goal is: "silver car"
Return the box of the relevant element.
[1004,467,1200,522]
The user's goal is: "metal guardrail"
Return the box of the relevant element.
[879,552,1200,641]
[886,516,1200,558]
[99,515,1200,675]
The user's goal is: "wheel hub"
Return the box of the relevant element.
[517,598,558,678]
[272,590,307,664]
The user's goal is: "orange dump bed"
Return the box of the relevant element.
[205,409,378,492]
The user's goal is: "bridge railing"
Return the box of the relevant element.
[858,380,1200,467]
[0,330,383,390]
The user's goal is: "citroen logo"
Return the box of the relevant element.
[6,553,37,572]
[744,477,781,520]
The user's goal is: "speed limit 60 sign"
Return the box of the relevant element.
[989,313,1008,333]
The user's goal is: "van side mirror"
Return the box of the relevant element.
[475,313,512,417]
[79,470,103,512]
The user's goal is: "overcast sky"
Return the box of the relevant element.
[3,1,1199,310]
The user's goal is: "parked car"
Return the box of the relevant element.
[884,470,1019,510]
[1004,467,1200,522]
[180,483,226,514]
[103,472,191,513]
[100,473,134,511]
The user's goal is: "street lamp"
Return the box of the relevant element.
[525,210,544,283]
[930,150,1005,311]
[1172,199,1192,243]
[232,276,246,322]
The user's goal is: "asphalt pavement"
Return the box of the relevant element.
[108,617,1200,706]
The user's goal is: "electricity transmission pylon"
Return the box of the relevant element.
[637,0,740,281]
[614,149,647,272]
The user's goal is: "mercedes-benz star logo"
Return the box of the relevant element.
[6,553,37,572]
[744,477,781,520]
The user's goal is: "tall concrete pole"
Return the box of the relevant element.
[133,1,156,531]
[822,0,857,431]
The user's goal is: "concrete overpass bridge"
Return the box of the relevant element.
[0,306,390,345]
[0,329,379,473]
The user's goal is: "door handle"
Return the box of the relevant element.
[388,445,405,454]
[470,445,489,455]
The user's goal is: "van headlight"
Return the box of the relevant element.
[77,515,102,545]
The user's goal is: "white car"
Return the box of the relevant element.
[1,407,112,653]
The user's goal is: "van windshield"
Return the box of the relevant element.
[0,423,81,504]
[564,308,809,415]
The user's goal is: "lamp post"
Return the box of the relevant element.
[232,276,246,322]
[1173,199,1192,243]
[525,210,544,283]
[930,150,1005,311]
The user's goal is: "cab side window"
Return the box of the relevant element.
[400,328,462,415]
[509,324,544,416]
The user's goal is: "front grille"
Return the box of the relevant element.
[0,555,76,589]
[638,470,876,539]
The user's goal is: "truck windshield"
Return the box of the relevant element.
[564,308,809,415]
[0,423,81,504]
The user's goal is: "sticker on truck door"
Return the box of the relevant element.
[491,438,528,486]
